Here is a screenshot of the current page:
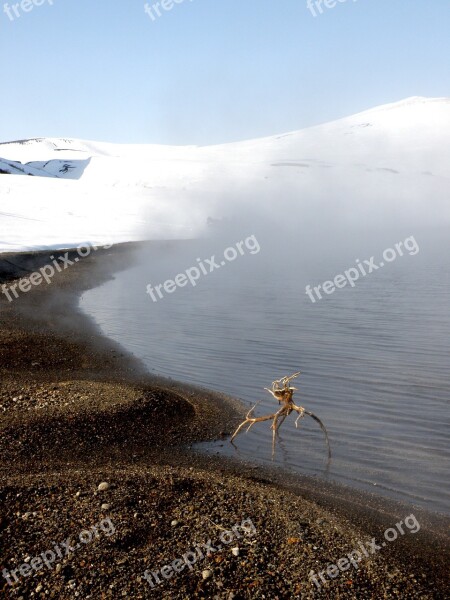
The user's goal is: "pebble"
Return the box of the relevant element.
[35,584,43,593]
[98,482,110,491]
[202,569,212,580]
[231,547,240,556]
[171,520,179,527]
[101,503,111,510]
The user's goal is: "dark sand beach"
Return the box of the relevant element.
[1,244,449,599]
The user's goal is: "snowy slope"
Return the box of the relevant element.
[0,97,449,253]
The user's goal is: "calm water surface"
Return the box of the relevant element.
[81,232,450,514]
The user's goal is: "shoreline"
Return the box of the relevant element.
[1,244,448,598]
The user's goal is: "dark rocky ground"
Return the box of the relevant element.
[0,244,448,599]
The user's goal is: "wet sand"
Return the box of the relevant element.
[0,244,448,599]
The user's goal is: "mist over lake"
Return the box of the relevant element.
[81,224,450,514]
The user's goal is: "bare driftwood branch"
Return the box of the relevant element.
[230,372,331,459]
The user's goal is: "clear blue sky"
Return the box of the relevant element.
[1,0,448,145]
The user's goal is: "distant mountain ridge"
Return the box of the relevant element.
[0,97,449,253]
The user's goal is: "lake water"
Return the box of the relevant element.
[80,228,450,514]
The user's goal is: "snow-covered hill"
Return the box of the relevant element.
[1,97,449,253]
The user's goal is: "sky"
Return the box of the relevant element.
[0,0,449,145]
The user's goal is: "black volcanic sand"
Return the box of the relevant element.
[0,243,448,599]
